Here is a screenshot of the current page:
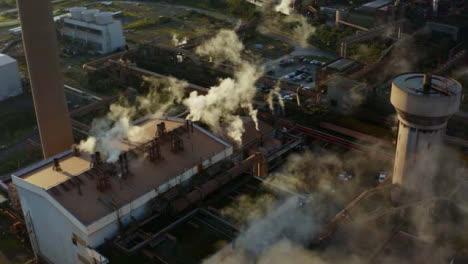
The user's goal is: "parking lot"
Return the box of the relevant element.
[262,56,329,102]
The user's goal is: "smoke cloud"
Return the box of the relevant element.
[202,140,467,264]
[266,82,285,113]
[275,0,293,15]
[78,77,186,162]
[171,33,187,47]
[185,29,263,144]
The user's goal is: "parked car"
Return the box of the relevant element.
[338,172,353,181]
[378,172,388,183]
[306,76,314,82]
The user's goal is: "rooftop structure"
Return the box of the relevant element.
[60,7,126,54]
[391,73,462,193]
[12,117,233,264]
[359,0,394,12]
[326,58,361,73]
[0,54,22,102]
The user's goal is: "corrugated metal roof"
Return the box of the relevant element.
[0,54,16,66]
[362,0,393,9]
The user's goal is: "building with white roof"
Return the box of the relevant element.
[60,7,126,54]
[0,54,22,101]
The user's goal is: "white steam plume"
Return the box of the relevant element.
[78,77,187,163]
[261,9,315,48]
[266,82,284,112]
[185,29,263,145]
[275,0,293,15]
[171,33,187,47]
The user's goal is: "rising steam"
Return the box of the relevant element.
[275,0,293,15]
[266,82,284,112]
[78,77,187,162]
[172,33,188,47]
[185,29,263,144]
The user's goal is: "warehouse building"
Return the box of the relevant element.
[12,117,233,264]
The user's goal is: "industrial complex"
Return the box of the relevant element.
[0,0,467,264]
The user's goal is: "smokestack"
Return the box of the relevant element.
[423,73,432,93]
[17,0,74,158]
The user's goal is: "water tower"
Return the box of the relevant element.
[390,73,461,193]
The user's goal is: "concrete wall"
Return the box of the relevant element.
[61,18,125,54]
[0,57,22,101]
[393,120,445,193]
[15,186,93,264]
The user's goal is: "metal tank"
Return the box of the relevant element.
[81,9,99,23]
[94,12,114,25]
[390,73,462,193]
[70,6,87,20]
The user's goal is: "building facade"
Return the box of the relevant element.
[0,54,22,102]
[61,8,126,54]
[12,117,233,264]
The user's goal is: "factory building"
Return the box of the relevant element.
[390,73,462,194]
[0,54,22,102]
[12,117,233,264]
[60,7,126,54]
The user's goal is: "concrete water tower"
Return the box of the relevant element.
[390,73,461,193]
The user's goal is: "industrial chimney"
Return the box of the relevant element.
[390,73,461,194]
[17,0,74,158]
[433,0,439,14]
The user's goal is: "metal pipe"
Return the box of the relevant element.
[17,0,73,158]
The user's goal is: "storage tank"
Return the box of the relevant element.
[70,7,87,20]
[95,12,113,25]
[81,9,99,23]
[390,73,462,194]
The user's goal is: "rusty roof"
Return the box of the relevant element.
[20,118,230,225]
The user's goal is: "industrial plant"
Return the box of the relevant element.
[0,0,467,264]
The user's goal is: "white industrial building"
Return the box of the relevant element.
[0,54,22,101]
[12,117,233,264]
[60,7,126,54]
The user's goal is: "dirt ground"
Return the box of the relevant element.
[0,210,34,264]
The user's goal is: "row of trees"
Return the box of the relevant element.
[0,0,15,8]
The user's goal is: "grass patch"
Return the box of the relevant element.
[124,17,172,30]
[0,97,36,147]
[0,147,42,176]
[151,0,260,21]
[243,33,294,59]
[305,55,333,63]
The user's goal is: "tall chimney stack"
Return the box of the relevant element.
[17,0,74,158]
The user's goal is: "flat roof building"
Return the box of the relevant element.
[60,7,126,54]
[12,117,233,264]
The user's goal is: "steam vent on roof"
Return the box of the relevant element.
[390,73,462,194]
